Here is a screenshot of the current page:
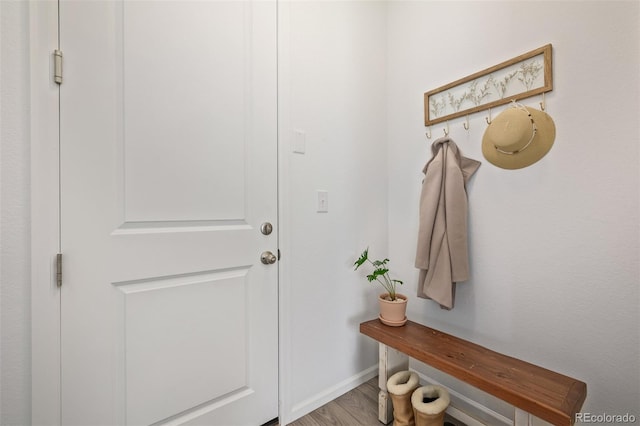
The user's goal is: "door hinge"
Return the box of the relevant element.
[56,253,62,287]
[53,49,63,84]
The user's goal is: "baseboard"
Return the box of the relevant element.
[284,365,378,425]
[413,371,512,426]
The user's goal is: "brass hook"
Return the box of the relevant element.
[539,92,546,111]
[485,107,492,125]
[463,115,470,131]
[425,127,432,139]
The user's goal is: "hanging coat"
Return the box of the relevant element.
[415,137,480,309]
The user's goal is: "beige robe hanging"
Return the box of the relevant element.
[415,137,480,309]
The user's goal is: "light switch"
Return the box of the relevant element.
[293,130,306,154]
[317,190,328,213]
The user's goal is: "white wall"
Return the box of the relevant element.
[3,1,639,425]
[278,1,388,422]
[1,1,32,425]
[387,0,639,421]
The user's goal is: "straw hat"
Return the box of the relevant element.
[482,103,556,169]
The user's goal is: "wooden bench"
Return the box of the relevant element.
[360,319,586,426]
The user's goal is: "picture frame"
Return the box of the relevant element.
[424,44,552,126]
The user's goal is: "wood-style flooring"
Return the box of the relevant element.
[287,377,381,426]
[276,376,466,426]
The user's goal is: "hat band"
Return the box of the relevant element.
[494,102,538,155]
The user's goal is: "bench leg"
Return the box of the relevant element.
[514,408,533,426]
[377,343,409,424]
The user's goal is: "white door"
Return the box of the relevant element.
[59,1,278,425]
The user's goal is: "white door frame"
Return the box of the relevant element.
[30,2,292,424]
[275,1,293,423]
[30,1,62,424]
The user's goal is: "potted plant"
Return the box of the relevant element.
[354,248,407,326]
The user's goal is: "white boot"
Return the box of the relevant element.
[387,371,420,426]
[411,385,450,426]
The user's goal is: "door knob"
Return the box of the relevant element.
[261,251,277,265]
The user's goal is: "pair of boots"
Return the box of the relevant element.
[386,371,450,426]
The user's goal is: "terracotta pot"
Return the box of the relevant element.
[378,293,408,326]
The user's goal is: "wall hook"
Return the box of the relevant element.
[463,115,470,131]
[539,92,546,111]
[485,108,492,125]
[443,122,449,136]
[425,127,432,139]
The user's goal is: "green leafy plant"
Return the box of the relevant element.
[353,248,403,301]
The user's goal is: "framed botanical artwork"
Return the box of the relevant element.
[424,44,552,126]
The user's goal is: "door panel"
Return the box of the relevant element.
[123,1,247,222]
[120,270,249,425]
[60,1,278,425]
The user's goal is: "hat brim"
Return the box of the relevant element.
[482,107,556,170]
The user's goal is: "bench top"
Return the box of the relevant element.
[360,319,586,426]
